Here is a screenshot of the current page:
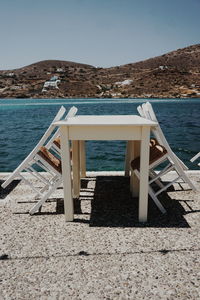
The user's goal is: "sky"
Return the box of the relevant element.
[0,0,200,70]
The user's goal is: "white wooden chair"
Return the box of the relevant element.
[138,102,188,170]
[190,152,200,167]
[130,102,197,214]
[2,106,78,214]
[138,102,196,190]
[125,101,188,175]
[131,141,168,213]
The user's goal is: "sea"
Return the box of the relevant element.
[0,98,199,172]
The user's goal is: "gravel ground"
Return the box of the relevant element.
[0,171,200,300]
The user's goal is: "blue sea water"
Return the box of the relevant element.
[0,98,199,171]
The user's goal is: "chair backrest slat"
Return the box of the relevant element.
[18,106,66,163]
[137,101,188,170]
[45,106,78,149]
[10,106,77,175]
[137,105,146,118]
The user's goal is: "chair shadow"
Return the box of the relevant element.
[5,176,198,227]
[82,176,195,228]
[159,181,192,192]
[14,197,83,216]
[0,179,21,200]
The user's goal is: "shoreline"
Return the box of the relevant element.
[1,169,200,176]
[1,96,200,100]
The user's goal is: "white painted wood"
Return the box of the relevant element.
[138,126,150,222]
[55,115,157,127]
[134,169,166,214]
[124,141,131,177]
[29,177,63,215]
[190,152,200,163]
[68,126,142,140]
[80,141,86,177]
[129,101,198,215]
[72,140,80,198]
[2,106,78,215]
[138,102,197,192]
[129,141,134,194]
[56,115,156,223]
[147,184,166,214]
[130,141,140,197]
[140,102,188,171]
[1,106,66,189]
[46,106,78,150]
[60,126,74,221]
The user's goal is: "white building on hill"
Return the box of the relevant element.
[42,76,60,92]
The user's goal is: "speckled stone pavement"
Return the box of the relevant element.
[0,171,200,300]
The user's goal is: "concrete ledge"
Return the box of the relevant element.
[1,170,200,177]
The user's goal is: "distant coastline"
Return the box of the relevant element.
[0,44,199,99]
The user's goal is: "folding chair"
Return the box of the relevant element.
[138,102,196,190]
[131,141,168,213]
[2,106,78,214]
[125,101,188,176]
[130,102,197,214]
[138,102,188,170]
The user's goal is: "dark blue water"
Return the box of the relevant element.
[0,98,199,171]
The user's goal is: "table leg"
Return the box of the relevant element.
[72,140,80,198]
[139,127,150,222]
[79,140,86,178]
[130,141,140,197]
[60,127,74,221]
[124,141,131,176]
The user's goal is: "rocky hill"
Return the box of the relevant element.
[0,44,200,99]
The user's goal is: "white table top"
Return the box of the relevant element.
[54,115,157,127]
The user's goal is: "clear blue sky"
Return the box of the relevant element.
[0,0,200,70]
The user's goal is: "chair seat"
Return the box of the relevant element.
[53,137,73,158]
[131,144,167,171]
[149,138,159,147]
[53,137,61,148]
[38,146,62,173]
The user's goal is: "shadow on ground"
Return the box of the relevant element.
[73,176,197,228]
[84,176,194,228]
[0,179,21,200]
[2,176,198,228]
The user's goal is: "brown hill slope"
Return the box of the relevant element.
[125,44,200,70]
[0,44,200,98]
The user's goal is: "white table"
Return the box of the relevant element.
[54,115,157,222]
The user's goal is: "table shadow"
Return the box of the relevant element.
[2,176,198,228]
[80,176,195,228]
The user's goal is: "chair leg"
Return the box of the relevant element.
[133,168,166,214]
[171,159,197,192]
[181,171,197,192]
[2,158,36,189]
[1,171,21,188]
[148,186,167,214]
[149,170,165,189]
[130,169,139,197]
[29,177,62,215]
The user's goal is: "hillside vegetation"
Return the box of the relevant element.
[0,44,200,98]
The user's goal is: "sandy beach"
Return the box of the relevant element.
[0,171,200,299]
